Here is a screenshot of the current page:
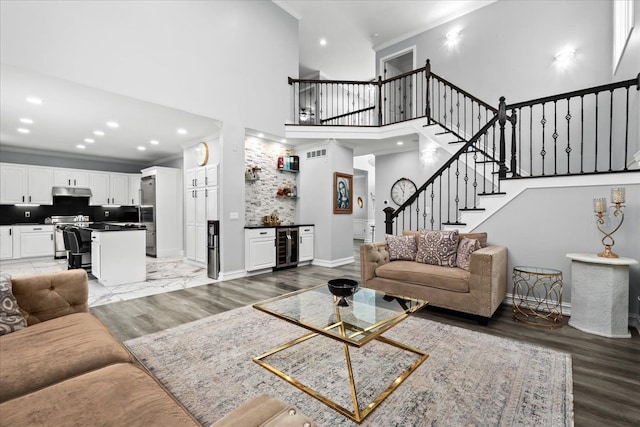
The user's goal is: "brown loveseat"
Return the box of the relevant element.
[0,270,315,427]
[360,232,507,323]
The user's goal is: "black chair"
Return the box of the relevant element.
[64,228,91,271]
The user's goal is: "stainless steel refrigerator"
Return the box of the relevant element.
[140,176,156,257]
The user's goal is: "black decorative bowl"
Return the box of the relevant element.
[328,279,359,306]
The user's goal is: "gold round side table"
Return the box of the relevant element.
[512,266,563,329]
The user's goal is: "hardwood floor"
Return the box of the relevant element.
[92,241,640,427]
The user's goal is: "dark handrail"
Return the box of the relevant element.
[431,72,498,113]
[320,106,375,124]
[506,75,639,109]
[391,115,499,216]
[288,76,374,86]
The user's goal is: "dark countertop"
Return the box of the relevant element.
[79,223,147,232]
[244,223,314,229]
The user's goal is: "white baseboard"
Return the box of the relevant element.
[218,269,246,281]
[503,292,572,316]
[312,256,355,268]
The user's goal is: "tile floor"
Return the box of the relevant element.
[0,256,212,307]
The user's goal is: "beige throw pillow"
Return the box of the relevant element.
[0,274,27,336]
[386,234,418,261]
[415,230,459,267]
[456,238,480,271]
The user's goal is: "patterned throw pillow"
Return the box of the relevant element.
[0,274,26,336]
[415,230,459,267]
[456,238,481,271]
[386,234,418,261]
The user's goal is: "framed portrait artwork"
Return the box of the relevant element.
[333,172,353,214]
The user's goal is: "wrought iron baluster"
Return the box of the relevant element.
[430,185,435,230]
[580,96,584,173]
[529,106,533,175]
[552,100,558,175]
[594,92,600,172]
[624,87,629,170]
[565,98,572,173]
[608,89,613,172]
[541,103,547,176]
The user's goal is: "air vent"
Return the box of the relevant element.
[306,149,327,159]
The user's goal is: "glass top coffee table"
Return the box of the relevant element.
[253,284,429,423]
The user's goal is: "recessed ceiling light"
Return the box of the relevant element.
[149,140,159,145]
[106,121,119,128]
[94,130,105,136]
[281,139,286,143]
[76,144,86,149]
[17,128,30,134]
[26,97,43,105]
[372,33,379,38]
[397,141,404,145]
[320,38,327,46]
[177,128,188,135]
[137,146,146,151]
[84,138,95,143]
[258,133,264,138]
[19,118,34,124]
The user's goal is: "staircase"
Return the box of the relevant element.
[286,62,640,234]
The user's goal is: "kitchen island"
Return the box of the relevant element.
[85,223,146,286]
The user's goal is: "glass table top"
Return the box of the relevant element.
[253,284,428,347]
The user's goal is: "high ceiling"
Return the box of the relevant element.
[0,1,496,164]
[275,0,495,81]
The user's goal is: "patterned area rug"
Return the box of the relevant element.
[125,305,573,426]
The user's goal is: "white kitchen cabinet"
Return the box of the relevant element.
[0,163,53,205]
[195,225,207,263]
[129,174,141,206]
[0,226,13,260]
[89,172,110,204]
[53,169,90,187]
[205,163,218,187]
[245,228,276,272]
[186,167,206,188]
[89,172,130,205]
[16,225,54,258]
[299,226,314,262]
[205,186,218,221]
[110,173,129,204]
[91,230,145,286]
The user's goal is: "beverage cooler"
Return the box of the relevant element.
[207,220,220,279]
[276,227,298,269]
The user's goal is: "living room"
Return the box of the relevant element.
[1,1,639,426]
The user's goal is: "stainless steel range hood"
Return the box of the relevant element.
[52,186,93,197]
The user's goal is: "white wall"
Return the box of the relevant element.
[298,140,354,266]
[0,1,299,274]
[480,184,640,309]
[377,1,622,105]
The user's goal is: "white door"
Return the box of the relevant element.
[0,227,13,260]
[195,224,207,263]
[89,172,110,205]
[185,225,195,260]
[205,187,218,221]
[185,189,196,226]
[0,164,26,204]
[27,167,53,204]
[110,174,129,205]
[129,175,141,205]
[195,188,206,224]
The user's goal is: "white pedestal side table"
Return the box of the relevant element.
[566,253,638,338]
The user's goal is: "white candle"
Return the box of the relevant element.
[593,198,606,213]
[611,188,625,204]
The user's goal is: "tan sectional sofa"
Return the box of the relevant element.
[360,232,507,323]
[0,269,315,427]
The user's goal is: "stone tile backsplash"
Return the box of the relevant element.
[245,139,297,225]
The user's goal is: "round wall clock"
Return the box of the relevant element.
[390,177,417,205]
[196,141,209,166]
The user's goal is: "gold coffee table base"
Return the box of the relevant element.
[253,329,428,424]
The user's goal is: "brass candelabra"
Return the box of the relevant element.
[593,188,625,258]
